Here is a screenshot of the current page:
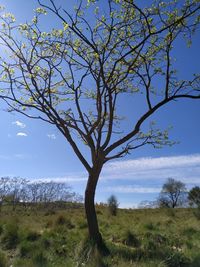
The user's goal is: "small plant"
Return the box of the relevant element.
[0,250,8,267]
[19,241,37,258]
[65,218,75,229]
[44,209,56,216]
[78,220,88,229]
[55,214,67,225]
[122,230,140,247]
[33,250,48,267]
[2,221,19,249]
[144,222,157,231]
[45,219,53,228]
[164,251,190,267]
[26,231,40,242]
[107,195,119,216]
[182,227,197,236]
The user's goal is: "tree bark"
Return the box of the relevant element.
[84,167,103,248]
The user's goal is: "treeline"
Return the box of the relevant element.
[139,178,200,210]
[0,177,83,211]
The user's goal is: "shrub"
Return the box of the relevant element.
[41,236,51,249]
[182,227,197,236]
[144,222,157,231]
[188,186,200,206]
[2,221,19,249]
[78,220,88,229]
[26,231,40,242]
[19,241,37,258]
[55,214,67,225]
[164,251,190,267]
[45,220,53,228]
[33,251,48,267]
[122,230,140,247]
[107,195,119,216]
[65,218,75,229]
[44,209,56,216]
[143,232,168,257]
[0,250,8,267]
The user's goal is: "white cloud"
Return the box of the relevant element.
[12,120,26,128]
[14,154,26,159]
[106,155,200,172]
[47,134,56,140]
[31,154,200,186]
[0,154,29,160]
[101,154,200,184]
[17,132,27,137]
[34,176,87,183]
[105,186,161,194]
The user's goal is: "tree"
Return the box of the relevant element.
[0,177,11,211]
[0,0,200,247]
[107,195,119,216]
[188,186,200,207]
[158,178,187,208]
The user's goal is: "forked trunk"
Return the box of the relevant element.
[84,168,103,248]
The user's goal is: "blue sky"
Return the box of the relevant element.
[0,0,200,208]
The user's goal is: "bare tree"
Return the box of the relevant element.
[0,177,11,211]
[0,0,200,247]
[158,178,187,208]
[7,177,29,210]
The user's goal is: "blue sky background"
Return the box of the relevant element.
[0,0,200,208]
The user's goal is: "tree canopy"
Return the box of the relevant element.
[0,0,199,167]
[158,178,187,208]
[188,186,200,207]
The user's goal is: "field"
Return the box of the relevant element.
[0,205,200,267]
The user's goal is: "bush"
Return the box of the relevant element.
[122,230,140,247]
[2,221,19,249]
[144,222,157,231]
[26,231,40,242]
[107,195,119,216]
[0,250,8,267]
[164,251,190,267]
[55,214,67,225]
[33,251,48,267]
[78,220,88,229]
[19,241,37,258]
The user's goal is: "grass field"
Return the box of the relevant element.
[0,205,200,267]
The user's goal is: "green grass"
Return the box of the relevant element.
[0,205,200,266]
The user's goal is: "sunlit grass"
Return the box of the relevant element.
[0,205,199,266]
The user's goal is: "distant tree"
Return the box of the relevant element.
[138,200,158,209]
[0,0,200,247]
[0,177,11,211]
[9,177,29,210]
[188,186,200,207]
[158,178,187,208]
[107,195,119,216]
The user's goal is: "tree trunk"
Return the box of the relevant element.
[85,168,103,248]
